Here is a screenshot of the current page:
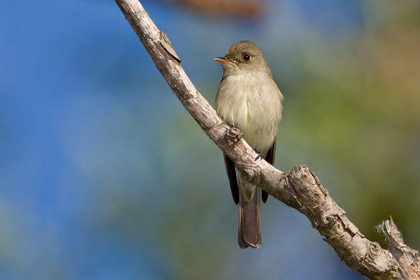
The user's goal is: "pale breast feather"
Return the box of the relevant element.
[216,72,282,154]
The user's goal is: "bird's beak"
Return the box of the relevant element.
[214,57,236,65]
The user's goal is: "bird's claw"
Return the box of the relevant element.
[254,149,263,160]
[226,127,242,145]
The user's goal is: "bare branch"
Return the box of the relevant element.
[115,0,420,279]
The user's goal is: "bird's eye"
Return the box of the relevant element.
[243,54,250,61]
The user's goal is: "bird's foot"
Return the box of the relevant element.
[254,149,263,160]
[226,126,242,146]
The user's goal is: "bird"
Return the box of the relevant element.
[215,40,283,248]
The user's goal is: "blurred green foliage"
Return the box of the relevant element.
[280,1,420,245]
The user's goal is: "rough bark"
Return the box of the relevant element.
[115,0,420,279]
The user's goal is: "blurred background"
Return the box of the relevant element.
[1,0,420,279]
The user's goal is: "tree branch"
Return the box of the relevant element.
[115,0,420,279]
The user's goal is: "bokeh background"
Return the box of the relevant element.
[1,0,420,279]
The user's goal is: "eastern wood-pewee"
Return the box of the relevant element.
[215,41,283,249]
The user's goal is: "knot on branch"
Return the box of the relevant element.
[243,168,262,185]
[226,127,242,146]
[321,213,339,228]
[367,242,383,261]
[288,165,327,209]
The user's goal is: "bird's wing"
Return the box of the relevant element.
[262,140,276,203]
[224,153,239,205]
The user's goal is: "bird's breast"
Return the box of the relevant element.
[216,72,282,154]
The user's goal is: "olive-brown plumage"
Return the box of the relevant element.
[215,41,283,248]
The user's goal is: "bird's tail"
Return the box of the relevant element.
[238,177,261,249]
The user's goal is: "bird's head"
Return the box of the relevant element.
[214,40,271,76]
